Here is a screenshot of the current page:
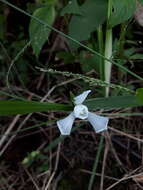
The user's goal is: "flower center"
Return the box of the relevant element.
[73,105,88,119]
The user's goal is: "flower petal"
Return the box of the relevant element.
[57,112,75,135]
[74,90,91,105]
[88,112,109,133]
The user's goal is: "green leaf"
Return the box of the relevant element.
[79,51,100,73]
[68,0,107,47]
[29,5,55,57]
[0,95,142,116]
[109,0,136,28]
[56,51,75,64]
[61,0,81,15]
[0,101,72,116]
[140,0,143,5]
[136,88,143,103]
[130,54,143,60]
[85,95,142,110]
[41,0,57,6]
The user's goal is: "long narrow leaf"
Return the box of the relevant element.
[85,95,142,109]
[0,101,72,115]
[0,95,142,116]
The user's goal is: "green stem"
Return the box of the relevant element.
[97,25,104,81]
[104,0,112,97]
[88,136,104,190]
[118,23,126,56]
[117,23,127,80]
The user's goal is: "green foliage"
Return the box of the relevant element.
[0,95,142,116]
[0,100,72,115]
[61,0,81,15]
[22,150,49,172]
[38,0,57,6]
[56,51,75,64]
[85,95,142,110]
[29,5,55,57]
[130,54,143,60]
[0,1,143,115]
[22,150,40,167]
[136,88,143,103]
[122,46,143,60]
[61,0,107,47]
[140,0,143,5]
[109,0,136,28]
[79,52,100,73]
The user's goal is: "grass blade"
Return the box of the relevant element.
[88,135,104,190]
[85,95,143,109]
[0,100,72,115]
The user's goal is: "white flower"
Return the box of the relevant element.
[74,105,88,119]
[57,90,109,135]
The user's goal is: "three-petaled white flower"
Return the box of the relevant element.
[57,90,109,135]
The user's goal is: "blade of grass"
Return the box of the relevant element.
[1,0,143,81]
[85,95,142,109]
[6,41,31,88]
[0,95,142,116]
[0,100,72,115]
[103,112,143,117]
[88,135,104,190]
